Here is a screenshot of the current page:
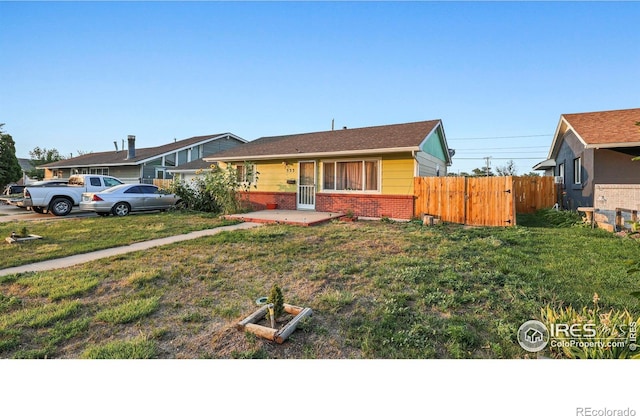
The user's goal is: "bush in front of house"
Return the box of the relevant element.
[170,163,258,215]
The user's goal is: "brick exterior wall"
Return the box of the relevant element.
[240,191,297,211]
[593,184,640,231]
[316,193,414,219]
[240,191,415,219]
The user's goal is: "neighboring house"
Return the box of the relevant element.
[40,133,245,183]
[203,120,452,220]
[533,108,640,209]
[167,157,218,184]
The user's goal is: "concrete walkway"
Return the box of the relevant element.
[225,209,344,226]
[0,222,262,277]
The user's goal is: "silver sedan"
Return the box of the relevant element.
[79,184,183,217]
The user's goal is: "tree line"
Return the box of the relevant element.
[447,160,540,177]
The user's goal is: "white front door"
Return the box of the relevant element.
[297,161,316,210]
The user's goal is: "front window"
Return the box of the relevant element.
[323,160,380,192]
[235,163,256,184]
[573,158,582,184]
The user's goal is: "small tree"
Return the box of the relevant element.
[0,124,23,189]
[26,146,65,180]
[267,283,285,320]
[471,167,494,177]
[495,160,517,176]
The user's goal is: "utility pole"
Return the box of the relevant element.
[483,156,492,177]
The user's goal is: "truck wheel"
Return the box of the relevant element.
[112,202,131,217]
[50,198,73,216]
[32,207,46,214]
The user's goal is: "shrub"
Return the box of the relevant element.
[169,163,259,214]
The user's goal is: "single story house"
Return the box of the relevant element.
[167,157,218,184]
[533,108,640,209]
[203,120,452,220]
[40,133,245,183]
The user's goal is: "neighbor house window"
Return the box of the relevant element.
[573,158,582,185]
[89,168,109,175]
[322,160,380,192]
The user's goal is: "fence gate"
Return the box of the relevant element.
[414,176,556,227]
[414,176,515,226]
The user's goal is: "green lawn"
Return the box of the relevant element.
[1,211,639,358]
[0,212,237,269]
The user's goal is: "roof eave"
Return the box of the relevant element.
[204,147,421,162]
[532,159,556,170]
[585,142,640,149]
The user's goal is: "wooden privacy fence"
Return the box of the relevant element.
[414,176,557,226]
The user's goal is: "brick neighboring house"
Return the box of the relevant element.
[533,108,640,209]
[40,133,245,183]
[203,120,452,220]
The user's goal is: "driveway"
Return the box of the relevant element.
[0,204,95,222]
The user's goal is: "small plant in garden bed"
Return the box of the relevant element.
[266,283,285,322]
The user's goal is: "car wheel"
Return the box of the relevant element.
[50,198,73,216]
[112,202,131,217]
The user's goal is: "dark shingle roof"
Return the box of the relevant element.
[42,134,231,168]
[563,108,640,146]
[205,120,442,161]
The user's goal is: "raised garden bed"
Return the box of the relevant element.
[236,303,312,344]
[5,234,43,244]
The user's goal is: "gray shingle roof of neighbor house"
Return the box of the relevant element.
[204,120,447,162]
[41,133,244,168]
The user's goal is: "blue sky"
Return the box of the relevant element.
[2,1,639,175]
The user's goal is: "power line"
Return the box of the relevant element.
[456,146,548,150]
[458,151,547,154]
[454,157,546,160]
[448,134,552,141]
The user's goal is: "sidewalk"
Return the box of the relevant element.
[0,222,262,277]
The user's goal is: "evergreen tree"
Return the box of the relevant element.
[0,124,23,188]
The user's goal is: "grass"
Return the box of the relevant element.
[0,211,238,269]
[0,211,639,358]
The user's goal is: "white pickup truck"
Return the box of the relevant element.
[22,174,124,216]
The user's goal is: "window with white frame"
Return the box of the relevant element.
[80,168,109,175]
[322,160,379,192]
[235,163,256,184]
[90,168,109,176]
[573,157,581,185]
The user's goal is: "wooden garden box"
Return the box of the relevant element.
[236,303,313,344]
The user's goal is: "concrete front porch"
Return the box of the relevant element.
[225,209,344,226]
